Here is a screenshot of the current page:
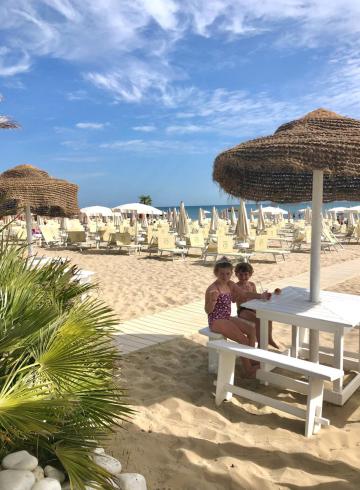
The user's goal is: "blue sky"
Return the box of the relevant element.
[0,1,360,207]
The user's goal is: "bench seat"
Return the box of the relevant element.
[209,339,342,437]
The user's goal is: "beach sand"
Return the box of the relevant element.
[41,245,360,489]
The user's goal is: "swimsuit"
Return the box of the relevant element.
[208,286,231,329]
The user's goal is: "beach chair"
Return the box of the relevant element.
[187,233,206,257]
[115,232,141,255]
[203,236,251,263]
[321,228,343,251]
[66,231,91,250]
[252,236,290,261]
[156,234,187,260]
[40,225,63,248]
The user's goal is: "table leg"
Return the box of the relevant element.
[333,330,344,393]
[259,317,270,377]
[309,329,320,363]
[291,325,299,357]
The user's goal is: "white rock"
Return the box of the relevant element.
[93,447,105,455]
[116,473,147,490]
[0,469,35,490]
[33,466,44,482]
[2,451,38,471]
[92,454,122,475]
[31,478,61,490]
[44,466,65,484]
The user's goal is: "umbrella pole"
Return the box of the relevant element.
[25,204,33,256]
[310,170,323,303]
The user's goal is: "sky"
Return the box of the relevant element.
[1,1,360,208]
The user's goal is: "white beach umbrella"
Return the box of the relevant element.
[257,204,266,232]
[230,206,237,226]
[130,210,136,227]
[112,202,163,215]
[235,199,250,241]
[177,201,189,238]
[141,214,149,228]
[172,208,178,230]
[209,206,218,233]
[348,211,355,227]
[198,207,204,227]
[80,206,113,217]
[250,209,255,224]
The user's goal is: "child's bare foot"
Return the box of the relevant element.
[244,365,259,378]
[269,338,279,349]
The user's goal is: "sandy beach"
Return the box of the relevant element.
[40,245,360,489]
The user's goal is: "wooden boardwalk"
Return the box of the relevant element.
[112,257,360,354]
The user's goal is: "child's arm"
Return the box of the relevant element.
[204,288,219,314]
[230,281,269,303]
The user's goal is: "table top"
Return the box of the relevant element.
[242,286,360,329]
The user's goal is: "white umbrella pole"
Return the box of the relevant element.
[25,204,33,256]
[310,170,323,303]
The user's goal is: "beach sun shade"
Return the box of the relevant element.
[0,164,79,255]
[80,206,113,217]
[235,199,250,241]
[198,207,204,227]
[112,202,163,215]
[213,108,360,303]
[257,204,266,232]
[177,201,189,238]
[210,206,218,233]
[230,206,237,226]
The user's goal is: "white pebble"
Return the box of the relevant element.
[2,451,38,471]
[44,466,65,483]
[116,473,147,490]
[33,466,44,482]
[31,478,61,490]
[93,454,122,475]
[93,447,105,455]
[0,469,35,490]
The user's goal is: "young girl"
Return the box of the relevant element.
[205,257,270,377]
[235,262,279,349]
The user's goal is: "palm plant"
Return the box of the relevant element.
[139,195,152,206]
[0,239,131,489]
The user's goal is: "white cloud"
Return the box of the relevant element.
[166,124,207,134]
[100,138,213,154]
[66,90,88,101]
[76,122,106,129]
[133,125,156,132]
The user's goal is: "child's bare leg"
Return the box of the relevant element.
[268,321,279,349]
[230,317,257,347]
[211,319,258,377]
[239,310,260,343]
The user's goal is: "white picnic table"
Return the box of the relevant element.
[242,286,360,406]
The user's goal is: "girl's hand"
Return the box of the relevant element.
[261,291,272,300]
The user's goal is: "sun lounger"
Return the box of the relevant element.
[115,232,141,255]
[156,234,187,260]
[209,339,342,437]
[252,236,290,261]
[203,236,251,263]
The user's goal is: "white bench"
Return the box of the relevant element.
[209,339,343,437]
[199,327,225,374]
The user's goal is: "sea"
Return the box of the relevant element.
[158,201,360,220]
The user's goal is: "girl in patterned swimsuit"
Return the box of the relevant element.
[205,257,270,377]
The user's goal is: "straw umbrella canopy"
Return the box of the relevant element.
[235,199,250,241]
[214,108,360,302]
[177,201,189,239]
[0,164,79,255]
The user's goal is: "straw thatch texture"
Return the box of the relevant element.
[0,164,79,216]
[213,108,360,202]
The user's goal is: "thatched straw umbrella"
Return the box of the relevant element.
[0,164,79,255]
[214,108,360,303]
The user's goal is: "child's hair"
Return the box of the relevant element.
[235,262,254,275]
[214,256,233,274]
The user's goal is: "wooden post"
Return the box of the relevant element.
[25,204,33,256]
